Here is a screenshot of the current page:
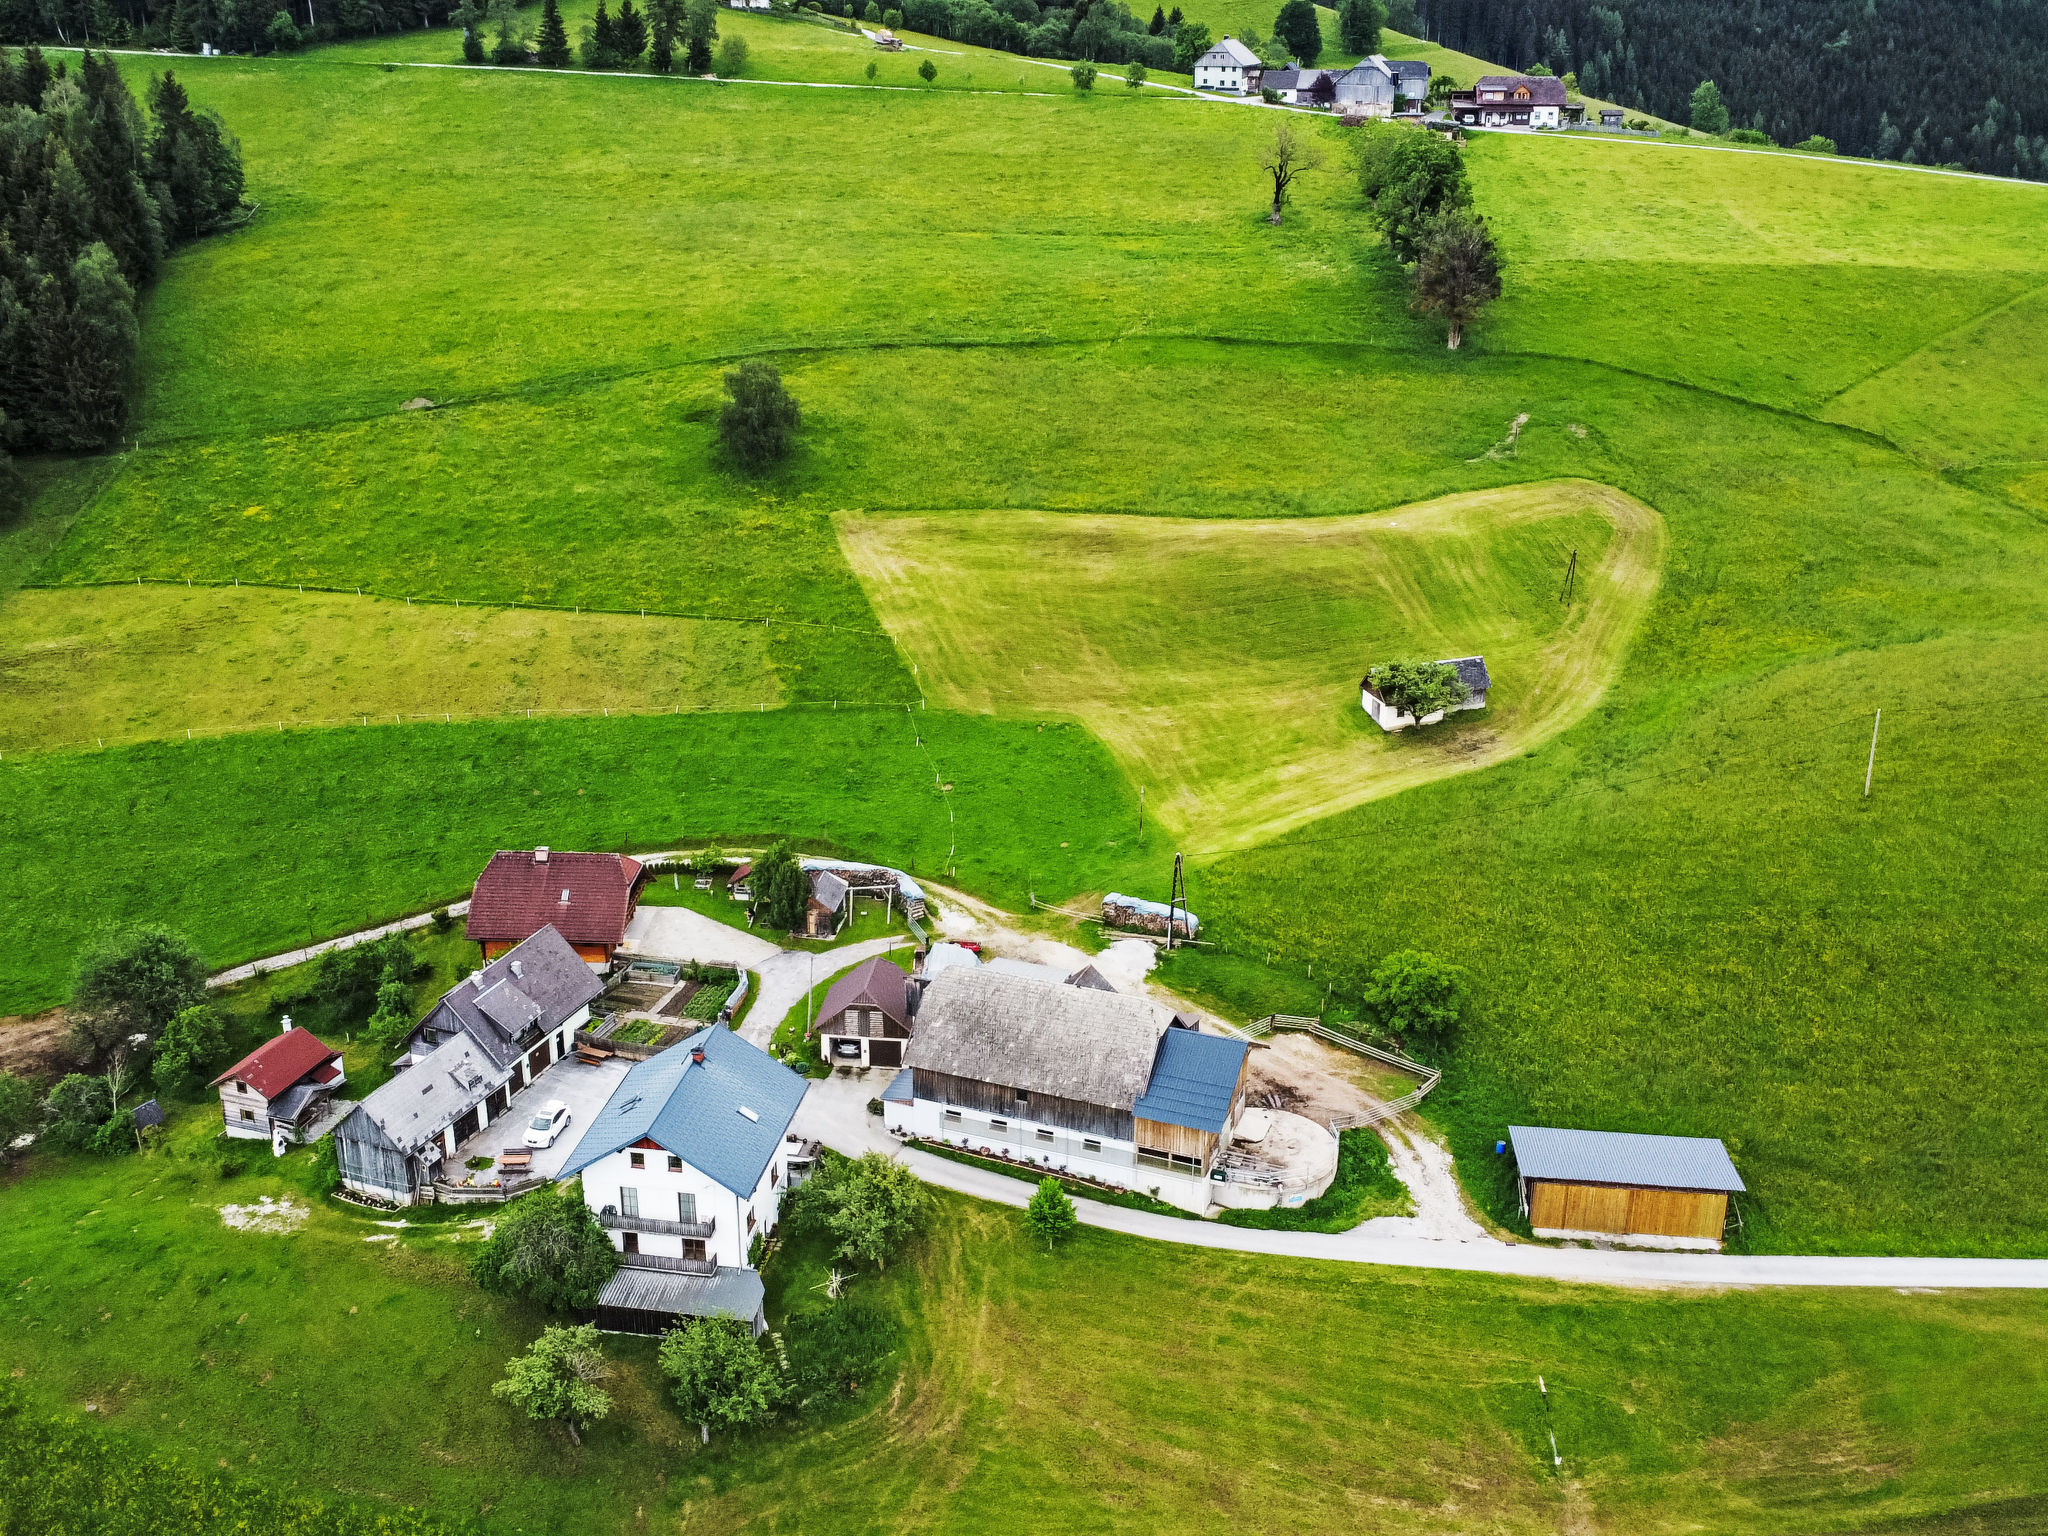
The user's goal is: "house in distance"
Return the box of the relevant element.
[212,1022,345,1148]
[1192,36,1263,94]
[466,848,647,968]
[1361,655,1491,732]
[1449,74,1574,128]
[1507,1125,1746,1249]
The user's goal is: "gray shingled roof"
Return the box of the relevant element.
[1199,36,1261,67]
[355,1035,494,1154]
[904,968,1172,1110]
[1064,964,1117,993]
[1474,73,1568,105]
[819,955,911,1029]
[415,926,602,1071]
[1448,655,1491,693]
[1508,1126,1745,1193]
[810,870,850,911]
[596,1263,764,1323]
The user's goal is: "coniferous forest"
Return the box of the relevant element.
[0,49,242,465]
[1404,0,2047,179]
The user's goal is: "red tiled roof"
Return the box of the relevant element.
[465,850,644,947]
[211,1026,341,1100]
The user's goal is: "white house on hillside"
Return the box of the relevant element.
[1361,655,1491,732]
[1193,36,1262,94]
[557,1025,807,1335]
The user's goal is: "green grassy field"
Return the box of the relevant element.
[0,584,778,753]
[842,480,1663,847]
[6,1114,2048,1536]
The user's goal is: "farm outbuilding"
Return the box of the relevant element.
[1508,1125,1745,1249]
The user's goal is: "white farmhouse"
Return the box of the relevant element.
[557,1024,807,1335]
[1360,655,1491,732]
[881,967,1252,1214]
[1192,36,1262,94]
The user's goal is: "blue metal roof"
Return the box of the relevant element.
[1132,1029,1248,1134]
[558,1026,807,1196]
[880,1067,914,1104]
[1508,1125,1745,1193]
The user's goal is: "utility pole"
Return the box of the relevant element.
[1560,548,1578,604]
[1138,786,1145,837]
[1167,852,1187,952]
[1864,708,1881,797]
[1539,1376,1562,1468]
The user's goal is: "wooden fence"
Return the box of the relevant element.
[1234,1014,1442,1134]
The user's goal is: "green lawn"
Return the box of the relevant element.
[5,1117,2048,1535]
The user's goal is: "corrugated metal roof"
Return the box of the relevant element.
[211,1026,340,1099]
[880,1068,914,1103]
[557,1025,806,1196]
[1508,1125,1745,1193]
[1132,1029,1248,1134]
[596,1263,764,1322]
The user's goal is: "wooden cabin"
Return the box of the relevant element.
[1508,1125,1745,1248]
[210,1023,344,1146]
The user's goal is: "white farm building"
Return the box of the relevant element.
[1361,655,1491,732]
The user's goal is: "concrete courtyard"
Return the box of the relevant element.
[449,1052,629,1184]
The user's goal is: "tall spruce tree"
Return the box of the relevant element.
[683,0,718,70]
[1147,4,1163,31]
[648,0,681,69]
[535,0,571,64]
[615,0,648,59]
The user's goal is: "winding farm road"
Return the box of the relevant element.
[794,1074,2048,1291]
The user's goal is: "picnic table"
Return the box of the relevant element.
[499,1148,533,1171]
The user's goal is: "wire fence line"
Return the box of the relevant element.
[16,575,898,638]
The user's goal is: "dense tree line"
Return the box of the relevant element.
[1406,0,2047,179]
[0,0,460,52]
[0,51,242,453]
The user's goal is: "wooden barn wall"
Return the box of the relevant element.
[1528,1181,1727,1240]
[912,1069,1132,1139]
[1134,1118,1217,1161]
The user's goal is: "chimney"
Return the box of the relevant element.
[690,1045,706,1065]
[511,961,523,979]
[534,846,549,864]
[470,970,485,990]
[278,1012,293,1037]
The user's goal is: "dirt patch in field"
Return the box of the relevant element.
[1244,1032,1388,1126]
[0,1009,78,1083]
[220,1196,309,1234]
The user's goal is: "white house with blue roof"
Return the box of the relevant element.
[884,968,1251,1214]
[557,1024,808,1334]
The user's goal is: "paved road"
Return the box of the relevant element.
[793,1075,2048,1291]
[207,900,472,989]
[620,904,782,969]
[741,939,912,1049]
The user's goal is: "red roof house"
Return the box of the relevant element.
[211,1024,346,1143]
[466,848,646,966]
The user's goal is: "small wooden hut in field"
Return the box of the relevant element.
[1508,1125,1744,1249]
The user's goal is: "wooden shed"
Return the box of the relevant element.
[1508,1125,1744,1249]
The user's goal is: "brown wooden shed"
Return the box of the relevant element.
[1509,1125,1744,1248]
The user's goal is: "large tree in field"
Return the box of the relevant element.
[683,0,719,72]
[1271,0,1321,63]
[1259,121,1325,224]
[1366,657,1468,719]
[1690,78,1729,134]
[1408,207,1502,349]
[69,924,206,1065]
[492,1325,613,1446]
[718,359,800,471]
[469,1185,620,1310]
[1025,1177,1078,1252]
[658,1316,781,1443]
[1362,949,1467,1050]
[1355,119,1468,261]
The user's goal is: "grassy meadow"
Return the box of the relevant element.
[842,480,1663,847]
[6,1107,2048,1536]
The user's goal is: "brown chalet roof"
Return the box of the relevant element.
[466,849,644,947]
[212,1026,341,1101]
[818,955,912,1030]
[1473,74,1568,105]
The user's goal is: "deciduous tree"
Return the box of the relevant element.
[492,1325,614,1446]
[150,1003,226,1098]
[1361,949,1467,1050]
[1408,205,1501,348]
[683,0,719,71]
[718,359,800,471]
[658,1316,781,1442]
[1364,657,1467,719]
[70,924,206,1064]
[822,1151,932,1271]
[1025,1177,1078,1251]
[1258,120,1324,224]
[1689,77,1729,134]
[1170,18,1209,70]
[1355,119,1468,261]
[470,1184,621,1310]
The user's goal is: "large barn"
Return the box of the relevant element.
[1508,1125,1745,1249]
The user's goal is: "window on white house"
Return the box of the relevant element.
[233,1081,246,1093]
[1035,1128,1054,1144]
[1014,1088,1029,1104]
[746,1209,756,1232]
[943,1110,962,1126]
[990,1118,1008,1133]
[667,1155,682,1172]
[620,1187,640,1218]
[240,1108,255,1122]
[1083,1138,1102,1154]
[677,1192,696,1224]
[630,1151,645,1169]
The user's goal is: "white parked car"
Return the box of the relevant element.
[524,1100,572,1148]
